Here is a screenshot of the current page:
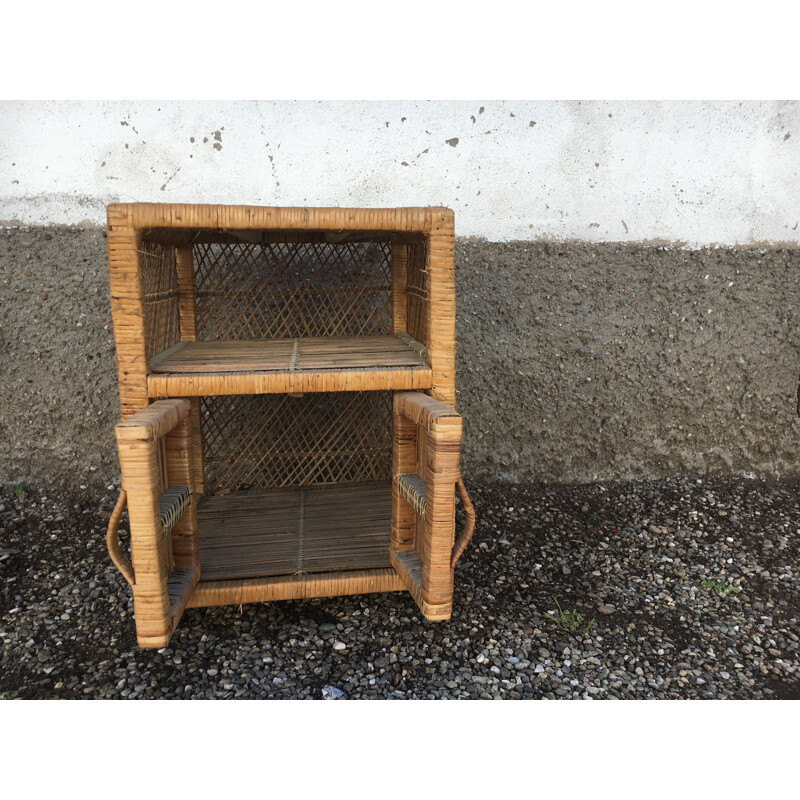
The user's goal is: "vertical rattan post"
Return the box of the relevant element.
[174,244,205,494]
[391,235,413,559]
[115,430,173,648]
[164,416,200,573]
[391,395,417,553]
[107,207,148,419]
[425,211,456,408]
[391,242,408,334]
[420,415,462,614]
[189,401,204,495]
[174,245,196,341]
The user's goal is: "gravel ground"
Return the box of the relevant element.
[1,477,799,700]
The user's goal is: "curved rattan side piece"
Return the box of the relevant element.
[450,479,476,570]
[107,491,135,586]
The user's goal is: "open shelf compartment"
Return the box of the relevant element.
[185,391,401,598]
[116,213,445,401]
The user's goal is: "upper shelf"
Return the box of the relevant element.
[147,334,432,397]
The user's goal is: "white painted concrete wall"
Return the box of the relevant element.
[1,100,798,245]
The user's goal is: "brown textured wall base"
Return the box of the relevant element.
[2,227,800,489]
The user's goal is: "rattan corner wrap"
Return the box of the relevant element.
[105,204,473,648]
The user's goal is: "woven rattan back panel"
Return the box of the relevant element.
[193,240,393,340]
[199,392,392,494]
[140,240,180,358]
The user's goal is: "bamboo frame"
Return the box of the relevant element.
[114,399,199,647]
[390,392,463,619]
[106,204,470,648]
[107,205,455,409]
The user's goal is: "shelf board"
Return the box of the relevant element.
[195,482,392,581]
[147,335,431,396]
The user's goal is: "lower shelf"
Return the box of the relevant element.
[196,482,392,581]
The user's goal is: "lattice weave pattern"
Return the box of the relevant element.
[140,240,180,359]
[193,241,393,340]
[200,392,392,494]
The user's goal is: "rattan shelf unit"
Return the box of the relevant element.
[105,204,474,648]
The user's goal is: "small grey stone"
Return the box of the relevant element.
[332,641,347,651]
[318,623,337,634]
[598,604,616,615]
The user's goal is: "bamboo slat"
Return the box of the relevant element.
[173,245,205,491]
[141,229,425,247]
[107,222,148,419]
[392,242,408,333]
[425,222,456,408]
[391,549,451,621]
[391,399,417,555]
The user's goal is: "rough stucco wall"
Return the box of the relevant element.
[2,229,799,491]
[1,100,799,246]
[456,240,800,482]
